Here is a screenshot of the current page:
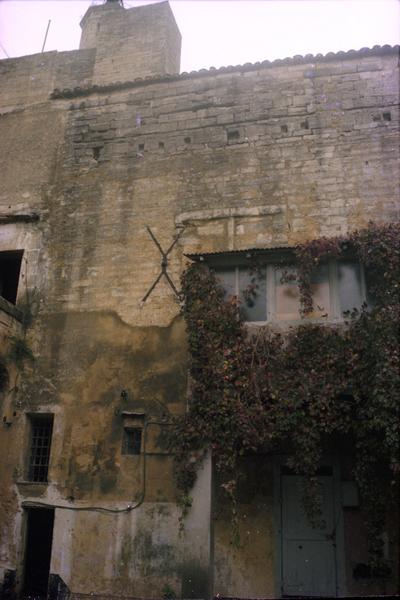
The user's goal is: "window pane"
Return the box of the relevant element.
[275,267,301,320]
[214,268,236,301]
[310,264,330,318]
[338,261,363,314]
[239,267,267,321]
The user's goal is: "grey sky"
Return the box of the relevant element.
[0,0,399,72]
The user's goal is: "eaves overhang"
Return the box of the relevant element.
[185,246,295,263]
[50,44,399,100]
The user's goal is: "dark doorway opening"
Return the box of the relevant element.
[23,508,54,599]
[0,250,24,305]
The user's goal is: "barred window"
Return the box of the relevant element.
[122,427,142,455]
[28,415,53,482]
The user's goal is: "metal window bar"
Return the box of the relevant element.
[28,419,53,482]
[122,427,142,455]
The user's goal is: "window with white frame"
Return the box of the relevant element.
[213,259,367,323]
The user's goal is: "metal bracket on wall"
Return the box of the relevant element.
[141,225,185,303]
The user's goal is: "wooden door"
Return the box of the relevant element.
[281,471,337,597]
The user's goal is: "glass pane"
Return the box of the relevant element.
[338,261,363,314]
[214,268,236,301]
[239,267,267,321]
[310,264,330,318]
[275,267,301,320]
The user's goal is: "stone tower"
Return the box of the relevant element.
[79,0,181,84]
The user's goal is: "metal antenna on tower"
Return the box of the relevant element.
[41,20,51,53]
[0,41,10,58]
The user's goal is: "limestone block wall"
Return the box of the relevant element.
[43,49,399,327]
[0,50,95,112]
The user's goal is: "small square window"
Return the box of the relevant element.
[122,427,142,455]
[227,129,240,141]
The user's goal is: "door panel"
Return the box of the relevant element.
[281,474,337,597]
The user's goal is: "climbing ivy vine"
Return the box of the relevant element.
[169,222,399,568]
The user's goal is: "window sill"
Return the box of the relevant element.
[16,480,49,486]
[245,317,349,329]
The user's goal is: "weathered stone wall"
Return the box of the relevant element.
[0,50,95,112]
[0,2,398,596]
[213,457,276,597]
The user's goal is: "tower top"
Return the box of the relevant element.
[80,1,181,84]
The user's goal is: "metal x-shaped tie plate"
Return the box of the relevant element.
[141,225,185,303]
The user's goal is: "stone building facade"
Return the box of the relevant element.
[0,1,398,598]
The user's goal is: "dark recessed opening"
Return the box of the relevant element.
[92,147,101,161]
[122,427,142,455]
[23,508,54,597]
[184,136,191,144]
[353,563,371,580]
[301,120,309,129]
[0,250,24,305]
[281,124,288,133]
[382,112,391,121]
[158,141,165,149]
[138,143,145,151]
[227,130,239,141]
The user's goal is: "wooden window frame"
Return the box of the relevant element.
[214,258,368,325]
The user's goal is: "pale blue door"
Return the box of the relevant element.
[281,472,337,597]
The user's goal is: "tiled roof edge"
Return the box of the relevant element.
[50,44,399,100]
[185,247,294,260]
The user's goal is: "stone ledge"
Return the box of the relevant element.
[175,206,282,225]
